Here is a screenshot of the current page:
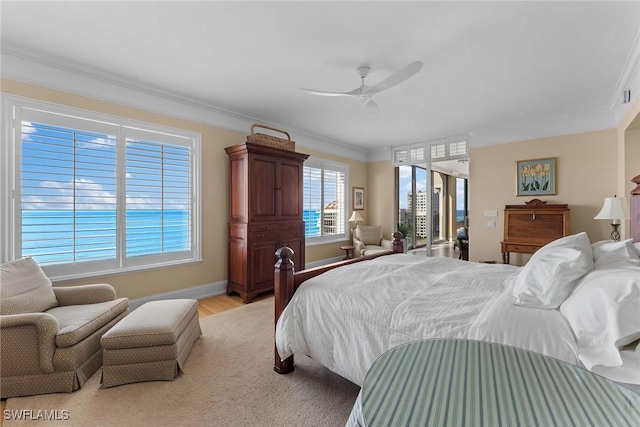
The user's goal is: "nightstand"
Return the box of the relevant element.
[340,245,355,260]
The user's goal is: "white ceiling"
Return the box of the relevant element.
[1,1,639,162]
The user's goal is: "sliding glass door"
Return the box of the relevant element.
[456,177,468,236]
[397,166,468,254]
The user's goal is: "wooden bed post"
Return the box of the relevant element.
[392,231,404,253]
[274,246,295,374]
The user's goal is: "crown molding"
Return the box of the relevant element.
[469,109,617,147]
[0,47,369,162]
[366,108,617,163]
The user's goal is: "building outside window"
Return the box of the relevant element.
[302,157,348,243]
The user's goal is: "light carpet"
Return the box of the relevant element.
[4,298,360,427]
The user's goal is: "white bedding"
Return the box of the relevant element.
[468,274,580,365]
[275,254,521,385]
[276,249,640,415]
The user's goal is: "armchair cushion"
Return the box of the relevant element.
[355,225,383,245]
[47,298,129,348]
[53,284,117,306]
[0,258,58,315]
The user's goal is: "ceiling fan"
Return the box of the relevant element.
[300,60,423,113]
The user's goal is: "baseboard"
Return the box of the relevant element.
[306,255,344,269]
[128,280,227,310]
[128,255,344,310]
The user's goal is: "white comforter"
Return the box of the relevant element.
[275,254,577,386]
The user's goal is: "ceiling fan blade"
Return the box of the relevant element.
[364,61,423,95]
[299,87,360,97]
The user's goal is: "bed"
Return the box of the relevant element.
[273,175,640,421]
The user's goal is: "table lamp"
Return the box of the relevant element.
[594,195,629,241]
[348,211,365,228]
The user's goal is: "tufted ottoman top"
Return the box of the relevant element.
[101,299,198,349]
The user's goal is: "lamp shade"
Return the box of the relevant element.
[594,197,629,221]
[348,211,365,223]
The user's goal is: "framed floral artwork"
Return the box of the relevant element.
[516,157,557,196]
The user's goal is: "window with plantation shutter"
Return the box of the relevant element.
[125,131,192,261]
[410,144,426,163]
[392,134,469,167]
[303,157,348,242]
[430,140,447,160]
[448,135,468,158]
[2,97,201,280]
[392,146,409,166]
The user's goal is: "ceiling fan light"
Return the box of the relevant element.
[363,97,379,113]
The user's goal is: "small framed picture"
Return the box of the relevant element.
[516,157,557,196]
[353,187,364,210]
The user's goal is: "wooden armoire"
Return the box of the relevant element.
[225,143,309,303]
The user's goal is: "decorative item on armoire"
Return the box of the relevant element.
[246,123,295,151]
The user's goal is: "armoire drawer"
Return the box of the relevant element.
[249,223,280,233]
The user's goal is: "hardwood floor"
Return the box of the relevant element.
[409,241,460,258]
[0,291,271,426]
[197,291,273,317]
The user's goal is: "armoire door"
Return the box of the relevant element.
[278,160,304,220]
[249,155,277,221]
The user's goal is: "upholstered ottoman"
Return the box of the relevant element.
[100,299,201,388]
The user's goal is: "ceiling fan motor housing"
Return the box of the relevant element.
[356,66,371,79]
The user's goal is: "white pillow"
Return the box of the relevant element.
[591,239,640,263]
[595,245,640,269]
[512,232,594,309]
[560,263,640,369]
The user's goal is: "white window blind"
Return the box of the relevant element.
[392,134,470,166]
[3,97,201,280]
[392,144,427,166]
[20,119,118,266]
[448,135,468,158]
[125,134,192,259]
[392,146,410,166]
[430,140,447,160]
[303,157,347,242]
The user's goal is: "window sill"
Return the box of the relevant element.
[305,237,351,247]
[47,258,203,283]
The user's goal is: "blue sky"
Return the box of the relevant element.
[21,121,190,212]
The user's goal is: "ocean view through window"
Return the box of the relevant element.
[3,97,201,280]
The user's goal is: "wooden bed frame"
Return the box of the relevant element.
[273,175,640,374]
[273,231,404,373]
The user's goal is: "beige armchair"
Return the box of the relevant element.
[0,258,129,398]
[353,225,393,257]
